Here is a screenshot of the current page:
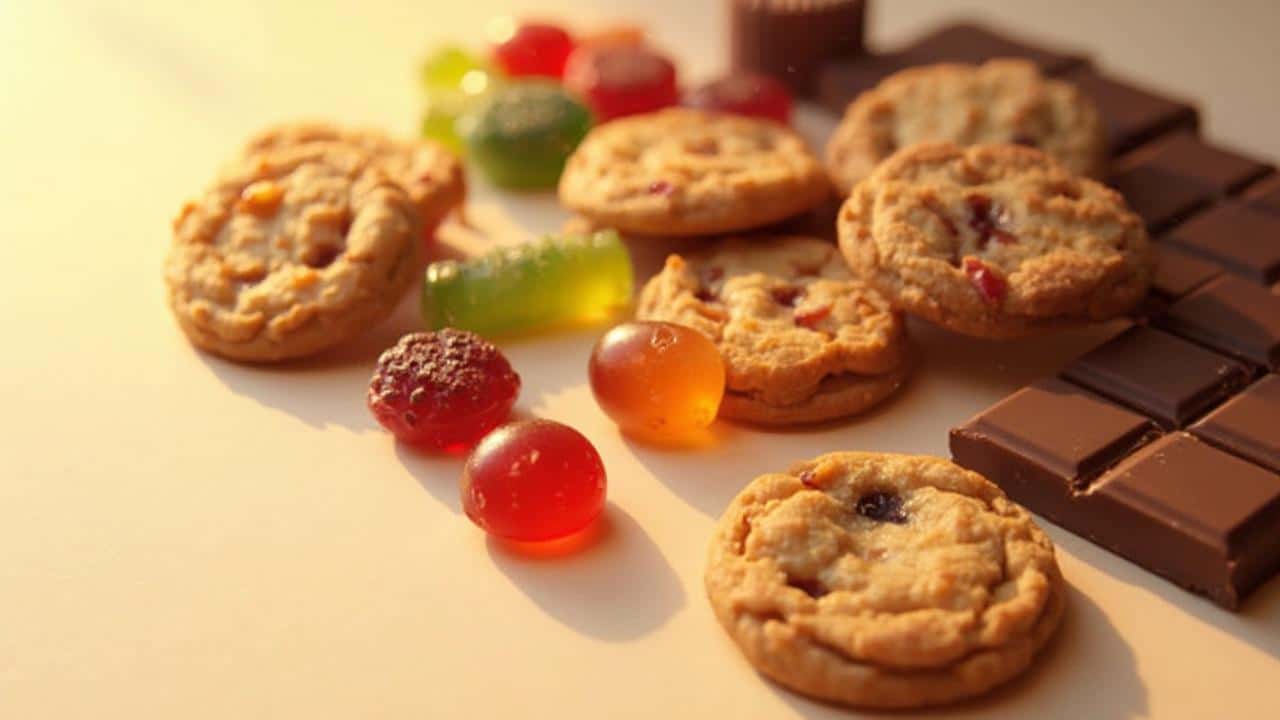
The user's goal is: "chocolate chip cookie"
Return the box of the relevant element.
[636,236,909,424]
[826,59,1107,193]
[559,108,832,237]
[838,142,1151,338]
[705,451,1065,709]
[165,143,420,362]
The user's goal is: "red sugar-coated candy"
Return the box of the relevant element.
[491,20,575,79]
[461,419,607,542]
[563,43,679,121]
[685,73,792,124]
[367,330,520,452]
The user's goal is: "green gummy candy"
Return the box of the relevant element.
[422,230,633,336]
[462,82,594,189]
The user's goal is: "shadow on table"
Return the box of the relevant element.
[485,504,686,643]
[1053,528,1280,661]
[767,585,1147,720]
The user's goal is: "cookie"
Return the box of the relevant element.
[636,236,909,424]
[243,122,466,233]
[825,59,1107,194]
[838,142,1152,339]
[705,452,1065,709]
[165,144,420,362]
[558,108,832,237]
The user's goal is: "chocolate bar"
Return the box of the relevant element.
[1061,66,1199,156]
[951,379,1280,609]
[1245,175,1280,215]
[1147,244,1223,311]
[1107,163,1214,235]
[1154,276,1280,370]
[1164,203,1280,285]
[1119,132,1273,196]
[816,21,1085,114]
[1191,375,1280,475]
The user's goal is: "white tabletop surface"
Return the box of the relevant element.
[2,1,1277,718]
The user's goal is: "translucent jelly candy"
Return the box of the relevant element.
[420,46,502,154]
[685,73,793,124]
[422,230,633,337]
[589,321,725,440]
[461,419,607,541]
[489,19,575,79]
[367,330,520,452]
[563,43,679,121]
[462,82,594,188]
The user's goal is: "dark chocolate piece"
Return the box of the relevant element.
[816,53,913,113]
[1108,164,1213,235]
[1165,203,1280,284]
[1089,433,1280,609]
[729,0,867,97]
[1120,132,1274,196]
[899,22,1086,75]
[1062,67,1199,156]
[949,378,1158,529]
[1156,275,1280,370]
[1150,244,1223,302]
[1061,327,1252,428]
[1191,374,1280,474]
[1245,175,1280,215]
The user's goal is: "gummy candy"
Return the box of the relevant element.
[685,73,793,124]
[420,46,502,154]
[489,19,575,79]
[462,82,594,189]
[367,330,520,452]
[589,321,725,440]
[422,230,633,337]
[563,43,679,121]
[461,419,606,542]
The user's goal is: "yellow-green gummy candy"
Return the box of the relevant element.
[422,230,633,337]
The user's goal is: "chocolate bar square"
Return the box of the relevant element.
[1062,67,1198,156]
[1165,203,1280,284]
[1191,374,1280,474]
[1245,175,1280,215]
[1156,275,1280,370]
[1108,163,1213,235]
[1121,132,1274,196]
[949,378,1158,528]
[1089,433,1280,609]
[899,22,1086,75]
[1061,327,1253,429]
[1151,244,1223,302]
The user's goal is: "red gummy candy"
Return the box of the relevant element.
[563,43,678,121]
[367,330,520,452]
[491,20,575,79]
[685,73,792,124]
[461,419,606,542]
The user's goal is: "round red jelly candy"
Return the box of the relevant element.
[685,73,792,124]
[563,43,679,121]
[461,419,607,542]
[490,19,575,79]
[367,330,520,452]
[589,321,725,440]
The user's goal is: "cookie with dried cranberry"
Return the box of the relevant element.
[558,108,832,237]
[165,143,420,362]
[705,451,1065,709]
[825,59,1106,194]
[243,122,466,235]
[838,142,1151,339]
[636,235,909,425]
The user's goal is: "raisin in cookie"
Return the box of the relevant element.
[636,236,909,424]
[706,452,1065,709]
[166,143,420,362]
[243,122,466,234]
[839,142,1151,339]
[559,108,832,237]
[826,59,1106,194]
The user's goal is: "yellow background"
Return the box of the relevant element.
[2,1,1277,718]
